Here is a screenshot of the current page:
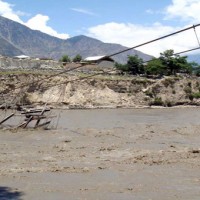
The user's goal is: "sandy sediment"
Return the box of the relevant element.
[0,108,200,199]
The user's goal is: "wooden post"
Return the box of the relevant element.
[34,105,47,128]
[17,121,27,128]
[23,116,33,128]
[36,121,51,128]
[0,113,14,125]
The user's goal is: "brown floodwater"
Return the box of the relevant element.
[0,107,200,200]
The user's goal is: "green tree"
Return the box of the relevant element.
[160,50,176,75]
[115,55,144,75]
[145,58,166,76]
[126,55,144,75]
[159,49,191,75]
[73,54,82,63]
[60,55,71,63]
[115,62,129,74]
[191,62,200,76]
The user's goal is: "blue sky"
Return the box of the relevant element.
[0,0,200,56]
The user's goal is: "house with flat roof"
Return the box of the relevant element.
[83,55,114,63]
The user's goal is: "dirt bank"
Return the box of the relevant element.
[1,72,200,109]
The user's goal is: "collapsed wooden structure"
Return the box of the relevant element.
[0,105,55,129]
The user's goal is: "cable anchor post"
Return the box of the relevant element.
[193,25,200,47]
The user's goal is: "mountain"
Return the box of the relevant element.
[0,36,23,56]
[187,54,200,64]
[0,15,152,63]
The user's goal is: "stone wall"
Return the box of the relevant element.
[0,56,61,69]
[0,56,115,70]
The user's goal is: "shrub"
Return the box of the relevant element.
[73,54,82,63]
[172,89,176,94]
[164,100,173,107]
[151,84,161,95]
[149,97,164,106]
[144,90,154,98]
[191,92,200,99]
[184,86,192,94]
[187,81,192,87]
[162,78,175,88]
[60,55,71,63]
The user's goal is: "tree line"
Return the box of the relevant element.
[115,49,200,76]
[60,54,82,63]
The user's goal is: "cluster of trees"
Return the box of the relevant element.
[115,49,200,76]
[60,54,82,63]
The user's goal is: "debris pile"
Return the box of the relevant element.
[0,105,55,129]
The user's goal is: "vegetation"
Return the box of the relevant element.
[149,97,164,106]
[191,92,200,99]
[115,55,144,75]
[73,54,82,63]
[161,78,176,88]
[60,55,71,63]
[192,64,200,76]
[115,49,199,76]
[145,58,165,76]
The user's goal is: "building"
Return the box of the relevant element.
[83,55,114,64]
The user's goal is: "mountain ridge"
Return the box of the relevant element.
[0,15,152,63]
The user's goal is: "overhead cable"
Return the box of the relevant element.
[108,23,200,57]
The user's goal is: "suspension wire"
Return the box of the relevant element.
[193,25,200,47]
[1,45,199,114]
[1,23,200,106]
[1,23,200,95]
[2,23,200,128]
[173,46,200,56]
[108,23,200,57]
[36,45,200,91]
[38,68,116,91]
[141,46,200,64]
[0,64,84,94]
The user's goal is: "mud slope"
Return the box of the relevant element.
[1,73,200,108]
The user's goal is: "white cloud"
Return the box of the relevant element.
[146,9,154,14]
[165,0,200,23]
[87,22,200,57]
[70,8,96,16]
[1,0,200,57]
[0,0,23,23]
[86,0,200,57]
[25,14,69,39]
[0,0,69,39]
[88,0,200,56]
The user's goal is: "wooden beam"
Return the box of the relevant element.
[0,113,14,125]
[23,116,33,128]
[36,121,51,128]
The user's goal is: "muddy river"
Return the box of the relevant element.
[0,108,200,200]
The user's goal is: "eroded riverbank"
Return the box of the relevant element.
[1,72,200,109]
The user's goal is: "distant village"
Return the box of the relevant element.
[0,54,115,70]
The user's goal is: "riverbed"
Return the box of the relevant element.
[0,108,200,199]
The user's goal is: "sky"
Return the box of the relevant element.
[0,0,200,57]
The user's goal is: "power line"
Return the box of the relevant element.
[108,23,200,57]
[3,23,200,93]
[173,46,200,56]
[38,46,200,91]
[193,25,200,47]
[1,23,200,104]
[0,64,84,93]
